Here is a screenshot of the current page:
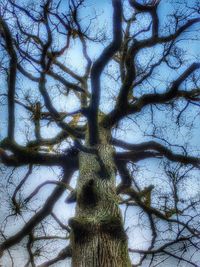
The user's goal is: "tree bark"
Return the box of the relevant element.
[69,127,131,267]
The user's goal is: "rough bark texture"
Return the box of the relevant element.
[69,126,131,267]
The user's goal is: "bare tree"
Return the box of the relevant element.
[0,0,200,266]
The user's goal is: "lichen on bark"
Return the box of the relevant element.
[69,125,131,267]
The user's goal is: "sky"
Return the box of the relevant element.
[0,0,200,266]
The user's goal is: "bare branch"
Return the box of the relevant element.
[0,16,17,140]
[0,167,75,258]
[88,0,122,145]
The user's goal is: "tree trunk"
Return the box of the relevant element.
[69,127,131,267]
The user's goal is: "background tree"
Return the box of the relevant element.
[0,0,200,266]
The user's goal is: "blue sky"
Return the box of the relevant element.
[0,0,200,266]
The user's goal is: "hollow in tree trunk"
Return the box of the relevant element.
[69,127,132,267]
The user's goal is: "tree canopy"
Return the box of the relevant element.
[0,0,200,266]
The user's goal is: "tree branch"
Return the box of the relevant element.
[88,0,122,145]
[37,245,71,267]
[0,167,75,258]
[114,139,200,167]
[0,139,78,167]
[104,63,200,126]
[0,16,17,140]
